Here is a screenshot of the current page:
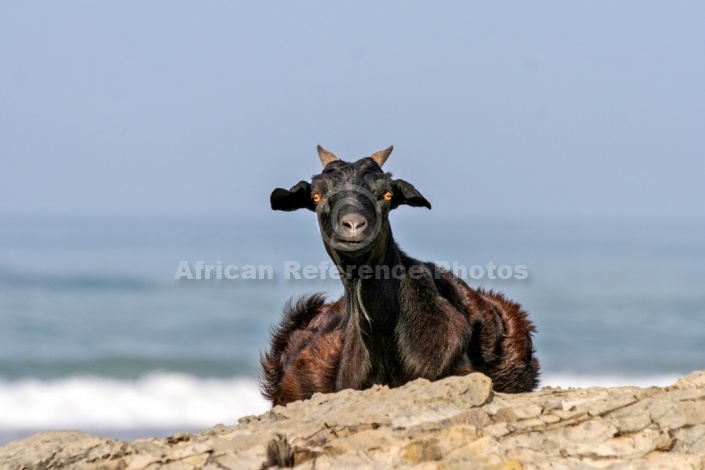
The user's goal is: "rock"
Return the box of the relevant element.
[2,371,705,469]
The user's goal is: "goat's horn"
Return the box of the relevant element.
[317,145,339,168]
[369,145,393,168]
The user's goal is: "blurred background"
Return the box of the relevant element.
[1,2,703,445]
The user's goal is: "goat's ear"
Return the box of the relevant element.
[391,179,432,210]
[270,181,315,212]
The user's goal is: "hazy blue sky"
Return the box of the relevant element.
[1,3,703,218]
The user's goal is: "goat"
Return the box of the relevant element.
[261,146,539,406]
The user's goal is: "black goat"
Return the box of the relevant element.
[261,146,539,406]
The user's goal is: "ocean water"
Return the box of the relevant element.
[0,214,703,445]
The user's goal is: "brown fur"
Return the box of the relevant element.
[261,265,539,406]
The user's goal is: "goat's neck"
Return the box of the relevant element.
[337,230,404,332]
[335,230,411,388]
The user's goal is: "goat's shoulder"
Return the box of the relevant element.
[260,294,345,404]
[270,294,344,357]
[397,256,475,314]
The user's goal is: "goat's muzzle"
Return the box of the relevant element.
[337,212,369,242]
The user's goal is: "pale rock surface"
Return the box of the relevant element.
[2,371,705,469]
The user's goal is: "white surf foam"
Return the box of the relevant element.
[0,373,269,430]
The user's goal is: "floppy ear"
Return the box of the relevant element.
[270,181,315,212]
[391,179,432,210]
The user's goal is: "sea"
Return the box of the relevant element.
[1,214,703,445]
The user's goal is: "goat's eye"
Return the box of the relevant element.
[383,191,393,201]
[312,193,322,203]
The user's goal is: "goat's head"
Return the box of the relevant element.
[270,146,431,269]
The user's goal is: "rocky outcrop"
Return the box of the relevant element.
[2,371,705,469]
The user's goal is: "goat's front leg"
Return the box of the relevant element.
[395,269,472,380]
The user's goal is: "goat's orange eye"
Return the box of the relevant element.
[312,193,321,203]
[383,191,393,201]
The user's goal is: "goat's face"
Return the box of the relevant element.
[271,146,431,266]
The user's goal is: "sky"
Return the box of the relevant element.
[1,2,703,218]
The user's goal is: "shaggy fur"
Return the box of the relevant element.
[261,147,539,406]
